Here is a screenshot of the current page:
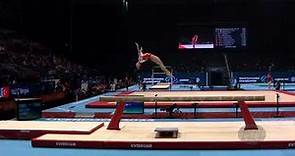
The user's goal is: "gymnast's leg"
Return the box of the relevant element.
[149,54,171,76]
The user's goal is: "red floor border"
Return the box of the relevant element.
[31,139,295,149]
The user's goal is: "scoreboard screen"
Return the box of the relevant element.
[215,27,247,48]
[178,24,247,49]
[123,102,144,114]
[15,98,42,120]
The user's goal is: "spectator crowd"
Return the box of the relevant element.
[0,29,135,102]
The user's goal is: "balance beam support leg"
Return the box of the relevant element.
[107,101,125,130]
[238,101,258,130]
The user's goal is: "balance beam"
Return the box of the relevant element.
[150,83,171,90]
[99,95,265,102]
[101,95,265,130]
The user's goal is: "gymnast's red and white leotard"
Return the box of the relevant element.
[142,53,151,60]
[139,53,152,63]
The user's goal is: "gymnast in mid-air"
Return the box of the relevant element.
[135,42,171,76]
[192,34,198,48]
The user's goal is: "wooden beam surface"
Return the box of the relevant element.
[99,95,265,102]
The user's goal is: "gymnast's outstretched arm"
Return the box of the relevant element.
[135,42,143,56]
[135,42,146,64]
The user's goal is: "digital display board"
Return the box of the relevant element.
[215,27,247,48]
[15,98,42,120]
[178,24,247,49]
[123,102,144,114]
